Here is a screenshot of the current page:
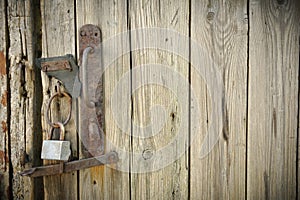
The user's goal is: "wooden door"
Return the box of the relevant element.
[0,0,299,199]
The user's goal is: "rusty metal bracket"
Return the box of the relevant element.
[37,54,82,98]
[41,59,72,72]
[79,24,101,64]
[19,151,118,177]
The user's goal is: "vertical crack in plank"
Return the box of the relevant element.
[30,0,44,198]
[127,0,133,199]
[188,0,192,199]
[296,33,300,200]
[245,0,250,199]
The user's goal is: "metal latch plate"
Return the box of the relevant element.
[37,54,81,98]
[41,59,72,72]
[78,24,104,158]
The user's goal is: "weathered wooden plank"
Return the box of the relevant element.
[7,0,43,199]
[0,0,10,199]
[190,0,248,199]
[41,0,78,199]
[76,0,131,199]
[129,0,189,199]
[7,0,28,197]
[248,0,300,199]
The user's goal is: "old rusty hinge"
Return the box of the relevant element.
[19,151,118,177]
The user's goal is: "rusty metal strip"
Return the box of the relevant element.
[41,59,72,72]
[19,152,118,178]
[78,24,104,158]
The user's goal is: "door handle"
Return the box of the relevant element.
[81,46,97,108]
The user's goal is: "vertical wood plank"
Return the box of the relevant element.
[129,0,189,199]
[7,0,28,197]
[0,0,9,199]
[248,0,300,199]
[190,0,248,199]
[7,0,43,199]
[41,0,78,199]
[76,0,131,199]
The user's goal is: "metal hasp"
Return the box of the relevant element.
[79,24,105,158]
[19,151,118,177]
[37,54,82,98]
[20,24,113,177]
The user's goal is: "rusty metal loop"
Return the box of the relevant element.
[46,91,72,128]
[48,122,65,140]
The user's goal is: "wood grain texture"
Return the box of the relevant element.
[248,0,300,199]
[190,0,248,199]
[0,0,9,199]
[7,0,43,199]
[76,0,131,199]
[129,0,189,199]
[7,0,28,197]
[1,1,300,199]
[41,0,78,199]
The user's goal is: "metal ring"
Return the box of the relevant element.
[46,91,72,127]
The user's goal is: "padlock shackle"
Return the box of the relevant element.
[48,122,65,140]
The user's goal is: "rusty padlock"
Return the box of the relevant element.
[41,122,71,161]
